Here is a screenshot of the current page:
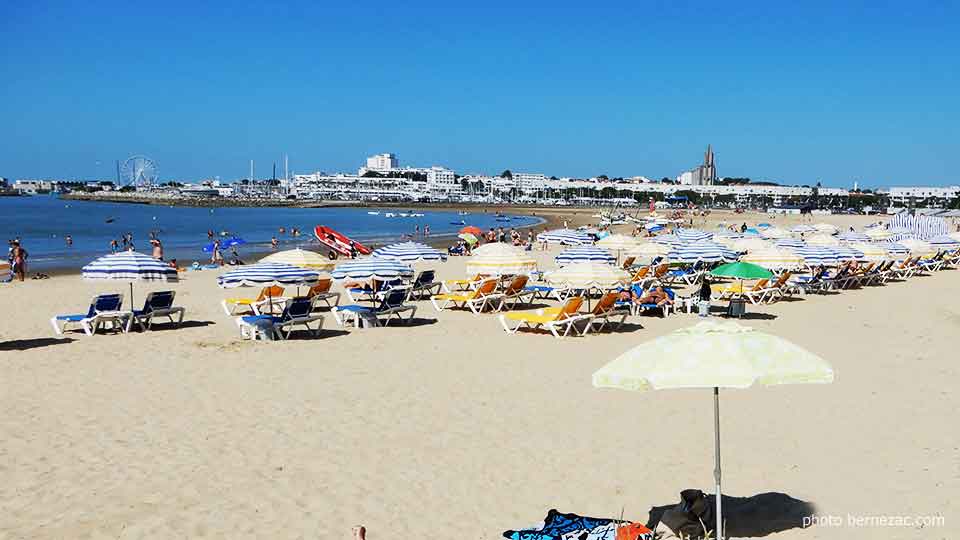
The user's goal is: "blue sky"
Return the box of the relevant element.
[2,1,957,187]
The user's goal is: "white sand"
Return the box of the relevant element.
[1,211,957,539]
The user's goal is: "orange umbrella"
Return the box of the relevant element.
[460,225,483,236]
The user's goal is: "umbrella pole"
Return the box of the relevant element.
[713,386,723,539]
[129,282,134,310]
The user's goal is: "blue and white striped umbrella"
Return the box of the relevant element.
[889,213,949,240]
[873,242,911,258]
[837,231,870,242]
[82,251,179,282]
[652,234,686,248]
[536,229,593,246]
[675,228,713,242]
[330,258,414,281]
[832,245,866,262]
[667,242,738,263]
[774,238,807,249]
[372,241,447,263]
[785,245,841,266]
[555,246,616,266]
[218,262,321,288]
[929,235,960,250]
[791,224,817,234]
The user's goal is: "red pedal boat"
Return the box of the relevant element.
[314,225,371,258]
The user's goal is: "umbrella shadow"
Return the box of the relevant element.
[725,312,778,321]
[145,320,217,331]
[647,491,816,538]
[401,317,439,328]
[0,337,74,352]
[282,328,351,340]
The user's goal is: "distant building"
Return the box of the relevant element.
[365,153,398,171]
[512,172,546,192]
[888,186,960,207]
[677,145,718,186]
[426,167,458,195]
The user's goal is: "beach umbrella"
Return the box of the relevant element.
[791,224,817,234]
[773,238,806,249]
[459,225,483,237]
[929,235,960,251]
[813,223,838,235]
[837,231,870,242]
[82,251,179,309]
[759,227,789,239]
[832,245,866,262]
[897,238,936,257]
[545,262,630,306]
[536,229,592,246]
[652,234,686,248]
[784,245,841,266]
[628,242,671,259]
[949,231,960,242]
[864,228,892,241]
[730,237,770,253]
[218,262,320,288]
[849,242,890,262]
[675,228,713,242]
[592,320,834,539]
[372,241,447,263]
[668,241,738,264]
[873,242,911,259]
[806,234,841,247]
[465,243,537,276]
[330,258,414,281]
[260,248,335,270]
[710,262,773,280]
[555,246,616,266]
[458,233,479,245]
[740,247,805,270]
[595,233,641,251]
[203,236,246,253]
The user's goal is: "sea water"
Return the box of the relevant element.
[0,195,543,270]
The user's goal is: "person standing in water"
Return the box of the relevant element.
[150,238,164,260]
[212,238,223,266]
[65,235,73,247]
[271,236,279,250]
[424,224,430,237]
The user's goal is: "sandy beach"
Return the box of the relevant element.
[1,211,956,539]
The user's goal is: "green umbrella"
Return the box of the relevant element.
[710,262,773,280]
[458,233,479,245]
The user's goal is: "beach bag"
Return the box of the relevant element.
[659,489,715,539]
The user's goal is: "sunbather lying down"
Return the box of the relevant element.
[619,286,674,307]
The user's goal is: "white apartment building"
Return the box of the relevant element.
[888,186,960,206]
[512,172,547,192]
[365,153,398,171]
[426,167,458,195]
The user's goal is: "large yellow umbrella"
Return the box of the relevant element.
[759,227,789,239]
[260,248,335,271]
[740,247,804,270]
[465,243,537,276]
[849,242,890,262]
[806,233,840,247]
[593,320,834,538]
[545,261,630,289]
[628,242,671,258]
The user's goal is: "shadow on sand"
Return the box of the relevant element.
[647,491,816,538]
[0,337,74,351]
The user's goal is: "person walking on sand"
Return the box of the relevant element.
[212,239,223,266]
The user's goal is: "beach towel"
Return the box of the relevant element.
[503,509,653,540]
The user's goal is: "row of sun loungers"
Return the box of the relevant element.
[51,291,186,336]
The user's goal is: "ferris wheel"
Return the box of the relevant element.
[120,155,159,187]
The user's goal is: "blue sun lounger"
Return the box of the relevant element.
[51,293,131,336]
[333,287,417,328]
[236,297,324,340]
[131,291,186,331]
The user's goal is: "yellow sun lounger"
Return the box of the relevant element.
[498,296,586,338]
[442,273,488,292]
[431,278,503,314]
[221,285,287,316]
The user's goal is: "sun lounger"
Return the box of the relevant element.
[755,272,792,303]
[131,290,185,330]
[221,286,287,315]
[582,292,630,334]
[407,270,442,300]
[306,279,341,310]
[51,293,132,336]
[711,279,769,303]
[333,287,417,328]
[498,296,586,338]
[620,256,636,271]
[442,273,487,292]
[628,266,649,283]
[494,274,537,311]
[431,278,504,314]
[346,279,401,303]
[237,297,324,340]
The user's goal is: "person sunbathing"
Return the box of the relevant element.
[636,286,673,307]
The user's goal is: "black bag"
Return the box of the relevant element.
[659,489,716,539]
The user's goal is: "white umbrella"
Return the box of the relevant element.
[730,237,771,253]
[806,234,840,247]
[371,241,447,263]
[82,251,179,309]
[813,223,838,235]
[330,259,414,281]
[759,227,789,240]
[537,229,593,246]
[593,321,834,538]
[465,243,538,276]
[260,248,335,270]
[740,247,805,270]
